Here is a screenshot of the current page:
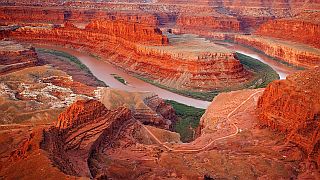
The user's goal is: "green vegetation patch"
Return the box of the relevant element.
[166,100,205,143]
[111,74,127,85]
[236,52,280,88]
[89,53,102,60]
[231,42,305,70]
[135,75,219,101]
[37,48,107,86]
[135,53,279,102]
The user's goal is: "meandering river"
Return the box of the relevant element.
[37,45,211,109]
[219,42,297,79]
[37,43,297,109]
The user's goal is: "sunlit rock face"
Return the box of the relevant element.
[233,35,320,69]
[0,40,39,73]
[4,18,249,91]
[258,67,320,165]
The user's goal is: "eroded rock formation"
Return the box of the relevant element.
[0,6,159,25]
[0,40,103,125]
[98,88,177,129]
[256,18,320,49]
[176,15,240,33]
[233,35,320,68]
[258,68,320,165]
[0,40,39,74]
[42,99,133,177]
[5,19,249,91]
[56,99,109,129]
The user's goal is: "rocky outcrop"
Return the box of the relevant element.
[98,88,177,129]
[258,68,320,165]
[176,15,240,32]
[0,40,39,74]
[85,19,168,45]
[42,99,133,177]
[256,19,320,49]
[0,6,159,25]
[144,95,177,123]
[6,20,249,91]
[233,35,320,68]
[56,99,109,129]
[9,132,36,161]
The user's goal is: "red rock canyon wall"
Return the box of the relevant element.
[258,68,320,165]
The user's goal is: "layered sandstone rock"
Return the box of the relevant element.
[0,25,19,39]
[56,99,109,129]
[42,99,133,177]
[6,20,249,91]
[256,18,320,49]
[86,19,168,45]
[258,68,320,165]
[98,88,177,129]
[176,14,240,33]
[0,40,39,73]
[0,6,159,25]
[233,35,320,68]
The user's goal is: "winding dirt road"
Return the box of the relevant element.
[139,90,264,153]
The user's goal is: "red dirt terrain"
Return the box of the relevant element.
[4,86,319,179]
[1,70,320,178]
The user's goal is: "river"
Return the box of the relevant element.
[217,42,297,79]
[37,45,211,109]
[37,43,297,109]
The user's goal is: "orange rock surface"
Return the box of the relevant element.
[98,88,177,129]
[0,40,39,74]
[233,35,320,68]
[256,18,320,49]
[85,19,168,45]
[258,68,320,165]
[176,15,240,33]
[5,20,249,91]
[56,99,109,129]
[42,99,133,177]
[0,6,159,25]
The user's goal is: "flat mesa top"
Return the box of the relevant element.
[141,33,234,60]
[0,41,30,52]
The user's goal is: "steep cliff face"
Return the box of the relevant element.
[233,35,320,69]
[176,15,240,33]
[56,99,109,129]
[0,6,66,24]
[98,88,177,129]
[42,99,133,177]
[0,6,159,25]
[258,68,320,165]
[256,19,320,49]
[86,19,168,45]
[6,20,249,91]
[0,40,39,74]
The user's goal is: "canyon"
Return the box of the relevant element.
[0,0,320,179]
[2,20,251,91]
